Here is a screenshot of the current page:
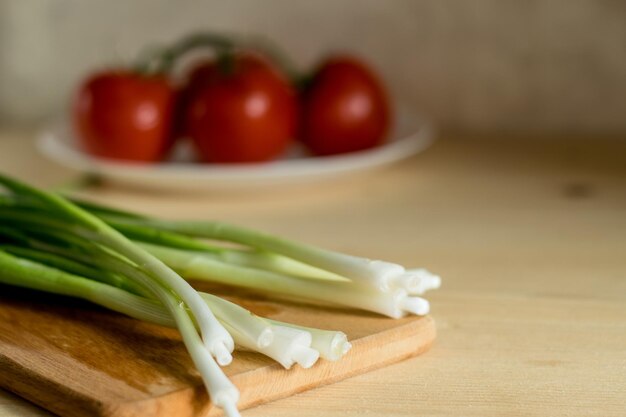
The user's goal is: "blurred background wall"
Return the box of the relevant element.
[0,0,625,134]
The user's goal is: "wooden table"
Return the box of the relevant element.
[1,130,625,416]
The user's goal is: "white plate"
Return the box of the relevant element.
[38,105,434,192]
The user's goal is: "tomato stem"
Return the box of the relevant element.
[134,32,307,86]
[216,49,237,76]
[134,33,235,76]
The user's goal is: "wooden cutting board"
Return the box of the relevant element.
[0,284,436,417]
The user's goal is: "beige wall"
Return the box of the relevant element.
[1,0,625,133]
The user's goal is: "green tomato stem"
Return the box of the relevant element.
[132,31,305,86]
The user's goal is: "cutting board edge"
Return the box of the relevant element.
[0,353,105,417]
[230,315,438,413]
[104,315,436,417]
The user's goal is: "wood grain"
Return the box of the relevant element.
[1,131,625,417]
[0,285,435,417]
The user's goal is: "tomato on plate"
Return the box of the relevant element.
[183,53,298,163]
[300,55,391,156]
[73,71,176,162]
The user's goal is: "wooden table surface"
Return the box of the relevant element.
[0,130,625,416]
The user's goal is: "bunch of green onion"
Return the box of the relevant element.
[0,174,440,417]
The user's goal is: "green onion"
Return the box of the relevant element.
[134,241,431,318]
[265,320,350,362]
[0,173,440,416]
[0,250,168,324]
[68,198,441,298]
[0,175,240,417]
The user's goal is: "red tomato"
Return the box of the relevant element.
[300,56,391,156]
[73,71,176,162]
[183,54,298,163]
